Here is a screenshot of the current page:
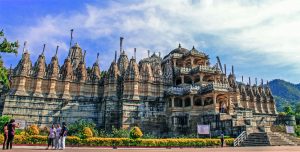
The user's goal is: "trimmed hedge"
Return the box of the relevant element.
[0,135,234,147]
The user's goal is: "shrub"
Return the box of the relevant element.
[0,135,235,147]
[83,127,93,138]
[129,127,143,139]
[26,124,39,135]
[112,127,130,138]
[0,115,11,133]
[68,119,97,138]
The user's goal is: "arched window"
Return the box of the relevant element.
[184,76,193,84]
[176,77,182,85]
[184,97,191,107]
[194,98,202,106]
[174,98,183,107]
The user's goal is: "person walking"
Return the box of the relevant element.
[47,124,56,149]
[6,119,19,150]
[2,122,8,150]
[60,122,68,150]
[55,124,61,150]
[220,132,224,147]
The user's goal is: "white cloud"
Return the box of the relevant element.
[9,0,300,82]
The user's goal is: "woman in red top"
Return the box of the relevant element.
[2,122,8,150]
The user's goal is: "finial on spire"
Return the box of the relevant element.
[249,77,251,86]
[159,52,161,58]
[178,43,181,48]
[97,52,99,64]
[134,48,136,60]
[224,64,227,75]
[55,45,59,56]
[83,50,86,63]
[42,44,46,55]
[242,75,244,82]
[23,41,27,53]
[255,77,257,85]
[115,51,117,63]
[148,50,150,57]
[261,79,263,86]
[70,29,74,48]
[192,46,195,49]
[120,37,124,54]
[232,65,234,75]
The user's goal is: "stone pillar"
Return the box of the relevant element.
[253,98,258,113]
[190,95,194,108]
[181,76,184,84]
[171,97,175,107]
[260,100,266,113]
[33,78,43,97]
[200,74,203,83]
[14,76,27,96]
[132,81,139,100]
[191,58,194,67]
[48,79,57,98]
[266,101,271,114]
[62,81,71,99]
[201,98,204,106]
[213,93,217,113]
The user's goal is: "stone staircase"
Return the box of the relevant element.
[273,132,300,145]
[242,133,270,146]
[241,132,300,146]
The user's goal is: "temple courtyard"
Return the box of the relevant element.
[6,146,300,152]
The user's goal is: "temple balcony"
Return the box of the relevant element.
[201,82,230,93]
[165,85,201,96]
[174,65,221,76]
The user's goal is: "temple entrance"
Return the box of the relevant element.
[217,94,228,113]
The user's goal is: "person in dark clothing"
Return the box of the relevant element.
[220,133,224,147]
[6,119,19,150]
[2,122,8,150]
[60,122,68,150]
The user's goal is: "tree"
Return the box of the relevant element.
[283,105,294,115]
[0,29,19,88]
[0,115,11,133]
[295,103,300,114]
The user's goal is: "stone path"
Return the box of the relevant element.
[3,146,300,152]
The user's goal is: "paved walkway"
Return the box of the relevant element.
[2,146,300,152]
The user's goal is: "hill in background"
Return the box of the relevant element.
[269,79,300,112]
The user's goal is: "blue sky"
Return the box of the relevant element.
[1,0,300,83]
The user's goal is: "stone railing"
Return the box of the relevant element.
[193,65,221,73]
[201,82,230,93]
[174,65,221,76]
[172,53,183,58]
[165,85,201,95]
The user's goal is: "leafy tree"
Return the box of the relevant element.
[0,29,19,88]
[283,105,294,115]
[295,103,300,114]
[0,115,11,133]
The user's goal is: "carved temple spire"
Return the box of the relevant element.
[91,53,101,81]
[33,44,47,78]
[14,42,32,76]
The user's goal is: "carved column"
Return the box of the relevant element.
[33,78,43,97]
[171,97,175,107]
[48,79,57,98]
[213,93,217,113]
[62,81,71,99]
[15,76,27,95]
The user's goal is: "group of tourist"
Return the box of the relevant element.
[46,122,68,150]
[2,119,68,150]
